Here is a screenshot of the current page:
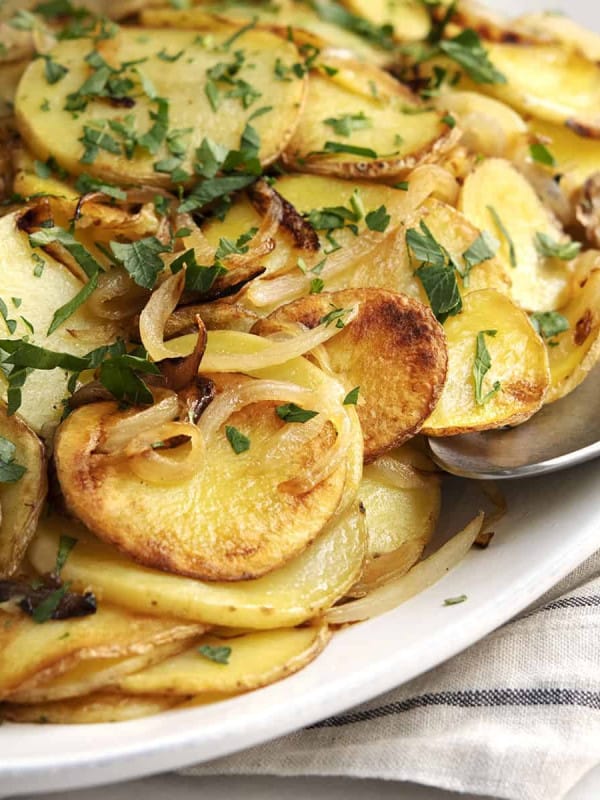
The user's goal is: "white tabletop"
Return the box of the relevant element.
[14,763,600,800]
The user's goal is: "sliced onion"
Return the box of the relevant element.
[126,422,205,485]
[197,378,352,495]
[100,391,179,454]
[88,268,148,321]
[368,457,436,490]
[160,315,208,392]
[224,186,282,268]
[199,305,359,372]
[139,271,185,362]
[349,538,425,596]
[326,512,484,624]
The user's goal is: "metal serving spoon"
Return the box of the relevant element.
[428,363,600,480]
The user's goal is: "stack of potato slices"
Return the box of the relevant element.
[0,0,599,723]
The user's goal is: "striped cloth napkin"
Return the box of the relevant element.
[182,550,600,800]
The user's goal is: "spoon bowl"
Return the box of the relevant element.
[428,364,600,479]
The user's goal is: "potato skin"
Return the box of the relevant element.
[254,288,448,462]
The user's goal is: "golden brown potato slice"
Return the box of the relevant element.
[28,506,366,629]
[460,158,573,311]
[353,443,441,592]
[0,403,46,578]
[54,393,347,580]
[528,118,600,197]
[15,26,306,188]
[5,640,191,704]
[0,211,112,433]
[283,56,458,179]
[544,269,600,403]
[423,289,550,436]
[479,43,600,138]
[253,288,447,461]
[1,692,179,724]
[0,605,203,700]
[118,624,329,695]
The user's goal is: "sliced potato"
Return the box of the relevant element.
[480,43,600,138]
[423,289,550,436]
[5,640,191,704]
[118,624,330,695]
[355,444,441,590]
[253,288,447,461]
[0,60,27,118]
[0,605,203,700]
[0,403,46,577]
[340,0,430,41]
[515,11,600,62]
[435,90,527,158]
[0,210,112,433]
[1,692,179,724]
[16,27,306,187]
[529,119,600,197]
[460,158,572,311]
[283,56,458,179]
[545,269,600,403]
[54,335,353,580]
[28,506,366,629]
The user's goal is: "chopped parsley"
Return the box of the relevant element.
[276,403,319,423]
[109,236,170,289]
[443,594,467,606]
[0,436,27,483]
[487,205,516,268]
[47,271,99,335]
[319,306,352,328]
[225,425,250,454]
[530,311,569,340]
[365,205,390,233]
[473,330,501,405]
[461,231,498,287]
[407,221,463,322]
[343,386,360,405]
[323,112,372,137]
[198,644,231,664]
[529,142,556,167]
[54,535,77,575]
[534,233,581,261]
[322,141,377,159]
[42,54,68,85]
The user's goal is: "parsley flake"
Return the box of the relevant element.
[198,644,231,664]
[276,403,319,423]
[534,233,581,261]
[473,329,501,405]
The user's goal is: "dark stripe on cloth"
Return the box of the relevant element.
[308,688,600,729]
[541,595,600,611]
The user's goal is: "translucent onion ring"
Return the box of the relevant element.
[100,391,180,454]
[125,421,205,486]
[88,268,148,321]
[139,271,186,362]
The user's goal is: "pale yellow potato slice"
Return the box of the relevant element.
[141,4,392,67]
[423,289,550,436]
[516,12,600,62]
[354,444,441,590]
[15,27,305,188]
[0,211,112,433]
[545,269,600,404]
[118,624,330,695]
[1,692,178,724]
[0,605,203,700]
[0,403,46,577]
[253,288,447,461]
[435,90,527,158]
[340,0,430,41]
[28,506,366,629]
[283,56,458,179]
[481,43,600,138]
[460,158,572,311]
[5,640,191,704]
[528,118,600,194]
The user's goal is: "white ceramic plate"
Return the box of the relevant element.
[3,0,600,796]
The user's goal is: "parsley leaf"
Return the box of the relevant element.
[461,231,498,287]
[487,205,516,268]
[322,141,377,158]
[29,226,103,278]
[323,111,372,137]
[47,271,99,335]
[276,403,319,423]
[415,263,462,323]
[365,205,390,233]
[443,594,467,606]
[54,535,77,575]
[529,142,556,167]
[530,311,569,340]
[225,425,250,454]
[473,329,501,405]
[343,386,360,405]
[43,55,68,85]
[170,248,227,293]
[31,586,69,624]
[110,236,170,289]
[439,29,506,85]
[311,0,395,50]
[198,644,231,664]
[406,220,447,267]
[534,233,581,261]
[0,436,26,483]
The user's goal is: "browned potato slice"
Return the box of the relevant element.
[460,158,573,311]
[515,12,600,61]
[29,505,366,628]
[1,692,178,724]
[545,269,600,403]
[15,27,306,188]
[5,640,191,704]
[253,288,447,461]
[0,605,203,700]
[480,43,600,138]
[55,392,347,580]
[0,403,46,577]
[118,624,329,695]
[283,56,458,179]
[423,289,550,436]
